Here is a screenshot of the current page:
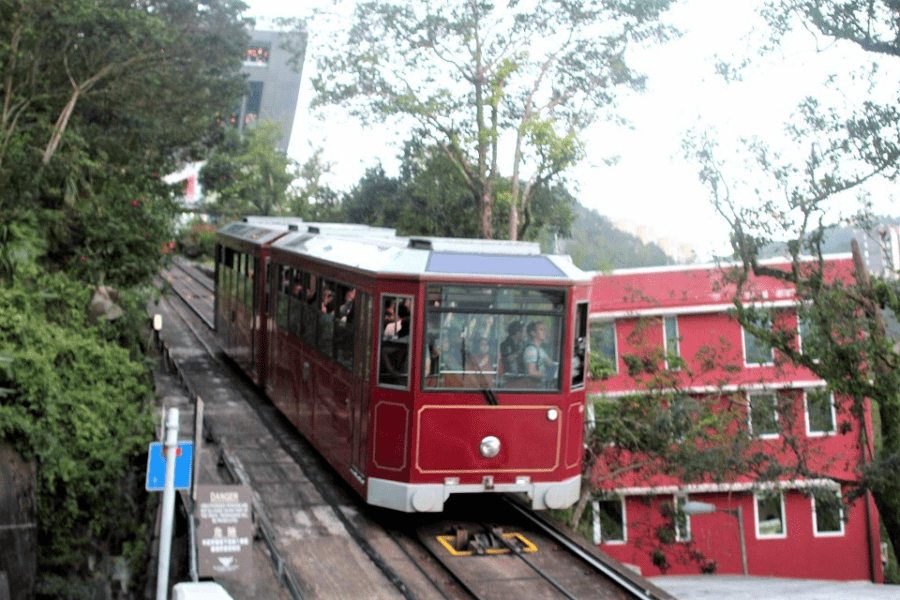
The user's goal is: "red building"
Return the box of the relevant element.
[586,255,884,581]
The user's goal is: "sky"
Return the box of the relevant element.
[245,0,898,262]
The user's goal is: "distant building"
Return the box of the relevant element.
[237,28,307,153]
[586,257,884,582]
[171,27,308,217]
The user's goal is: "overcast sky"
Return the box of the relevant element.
[247,0,898,262]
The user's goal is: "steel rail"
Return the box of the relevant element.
[502,497,670,600]
[161,280,420,600]
[160,266,215,330]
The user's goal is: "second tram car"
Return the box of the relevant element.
[215,220,592,512]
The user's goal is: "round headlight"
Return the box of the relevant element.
[480,435,501,458]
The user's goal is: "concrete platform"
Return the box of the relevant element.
[651,575,900,599]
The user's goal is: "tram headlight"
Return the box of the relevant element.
[479,435,501,458]
[546,408,559,421]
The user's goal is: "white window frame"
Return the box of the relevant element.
[674,494,691,542]
[748,392,780,439]
[805,389,837,436]
[754,492,787,539]
[592,496,627,545]
[376,294,414,390]
[591,320,619,375]
[664,316,680,371]
[811,489,845,537]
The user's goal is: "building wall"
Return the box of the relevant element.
[586,256,883,581]
[598,490,877,580]
[240,29,307,153]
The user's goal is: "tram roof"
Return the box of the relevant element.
[217,221,288,245]
[270,229,589,281]
[241,216,397,237]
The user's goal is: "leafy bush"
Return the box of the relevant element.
[0,272,155,589]
[177,220,218,261]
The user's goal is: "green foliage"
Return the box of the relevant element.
[564,204,673,270]
[689,0,900,552]
[0,272,154,582]
[587,348,616,380]
[201,122,299,218]
[341,139,579,241]
[0,0,250,590]
[0,0,249,287]
[177,220,218,261]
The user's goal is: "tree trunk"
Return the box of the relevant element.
[569,469,594,529]
[851,239,900,564]
[480,189,493,239]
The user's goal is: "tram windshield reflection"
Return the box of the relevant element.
[423,285,565,392]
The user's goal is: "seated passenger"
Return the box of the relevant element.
[522,321,555,383]
[500,321,525,375]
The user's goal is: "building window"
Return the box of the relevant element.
[592,497,626,544]
[798,311,823,361]
[749,392,780,438]
[590,321,618,375]
[743,323,774,366]
[674,495,691,542]
[755,492,786,538]
[806,389,836,435]
[245,81,263,124]
[812,489,844,536]
[245,41,271,65]
[664,316,680,370]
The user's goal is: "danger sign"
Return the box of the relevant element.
[195,484,253,577]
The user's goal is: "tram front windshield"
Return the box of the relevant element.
[423,285,565,392]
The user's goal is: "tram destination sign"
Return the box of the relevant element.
[196,484,253,578]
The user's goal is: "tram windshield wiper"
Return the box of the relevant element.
[482,388,499,406]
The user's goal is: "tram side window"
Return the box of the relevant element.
[300,272,318,345]
[274,266,289,330]
[572,302,588,389]
[316,279,337,357]
[248,256,257,310]
[334,283,356,371]
[378,295,412,388]
[238,252,249,309]
[221,247,234,303]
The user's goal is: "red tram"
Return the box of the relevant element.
[215,220,592,512]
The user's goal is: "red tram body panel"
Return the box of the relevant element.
[215,220,592,512]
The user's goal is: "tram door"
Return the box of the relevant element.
[349,292,373,482]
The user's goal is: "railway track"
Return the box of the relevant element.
[156,260,676,600]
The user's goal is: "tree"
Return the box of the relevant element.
[682,0,900,558]
[691,141,900,570]
[0,0,252,591]
[340,137,578,241]
[309,0,676,240]
[1,0,250,284]
[201,121,299,218]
